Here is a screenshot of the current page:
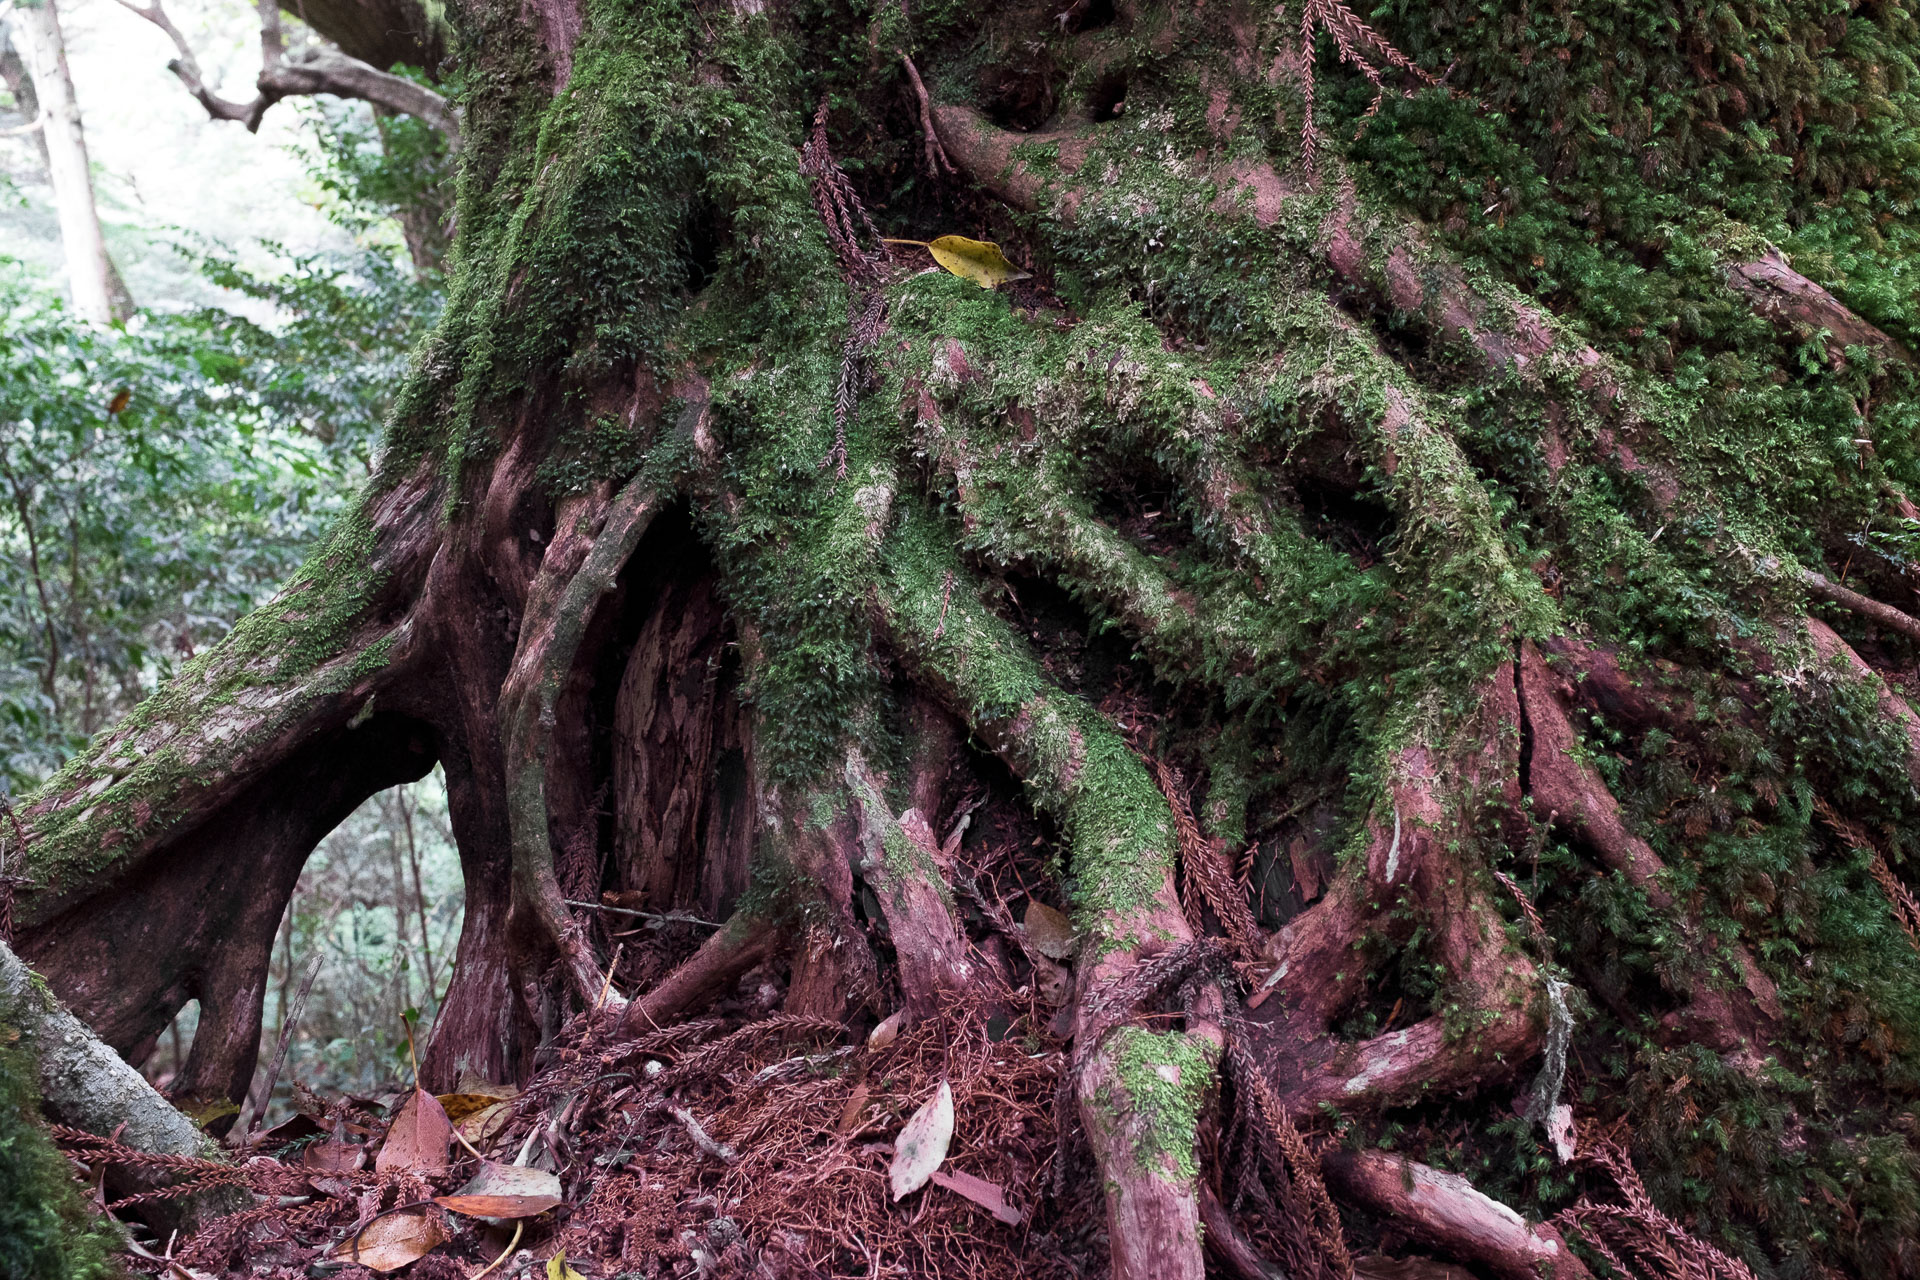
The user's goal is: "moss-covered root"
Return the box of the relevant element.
[0,939,242,1236]
[1322,1150,1594,1280]
[499,474,660,1007]
[843,751,1005,1018]
[1080,1021,1225,1280]
[1252,678,1544,1111]
[0,1043,121,1280]
[1518,640,1783,1052]
[19,457,443,903]
[1802,616,1920,791]
[879,509,1221,1280]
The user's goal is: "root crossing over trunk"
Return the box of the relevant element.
[499,475,660,1007]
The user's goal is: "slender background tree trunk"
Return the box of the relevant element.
[12,0,133,323]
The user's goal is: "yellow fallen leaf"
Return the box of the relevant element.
[548,1250,586,1280]
[885,236,1031,290]
[927,235,1031,289]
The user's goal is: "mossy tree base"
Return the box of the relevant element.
[16,0,1920,1274]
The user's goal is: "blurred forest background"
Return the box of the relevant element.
[0,0,455,1114]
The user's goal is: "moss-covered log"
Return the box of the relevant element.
[18,0,1920,1273]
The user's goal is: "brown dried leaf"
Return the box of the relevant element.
[930,1168,1023,1225]
[435,1086,517,1126]
[434,1159,564,1219]
[1033,956,1073,1006]
[1023,900,1078,960]
[868,1010,907,1052]
[328,1207,448,1272]
[835,1081,873,1137]
[375,1088,452,1175]
[455,1099,515,1145]
[301,1136,366,1172]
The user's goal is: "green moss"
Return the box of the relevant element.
[1098,1026,1219,1185]
[0,1034,123,1280]
[883,506,1177,935]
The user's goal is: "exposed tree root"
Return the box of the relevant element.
[1200,1183,1291,1280]
[1246,678,1547,1114]
[620,909,784,1033]
[1517,641,1782,1050]
[500,475,662,1008]
[1804,570,1920,644]
[1723,251,1913,370]
[23,10,1920,1275]
[880,512,1223,1280]
[845,751,1006,1017]
[1,939,242,1231]
[1324,1150,1593,1280]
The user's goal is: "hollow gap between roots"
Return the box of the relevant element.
[1292,473,1396,566]
[208,767,464,1127]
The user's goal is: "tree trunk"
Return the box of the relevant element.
[11,0,133,324]
[15,1,1920,1275]
[1,15,50,171]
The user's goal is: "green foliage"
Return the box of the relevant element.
[0,1038,122,1280]
[296,82,457,276]
[0,265,329,790]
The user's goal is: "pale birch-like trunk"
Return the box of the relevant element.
[12,0,134,323]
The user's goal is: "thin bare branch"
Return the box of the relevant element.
[112,0,457,140]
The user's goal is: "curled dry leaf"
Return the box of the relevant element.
[328,1207,449,1272]
[889,1079,955,1201]
[457,1101,515,1146]
[1032,955,1074,1007]
[435,1084,518,1127]
[434,1158,564,1218]
[868,1009,907,1052]
[1023,900,1078,960]
[375,1088,453,1175]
